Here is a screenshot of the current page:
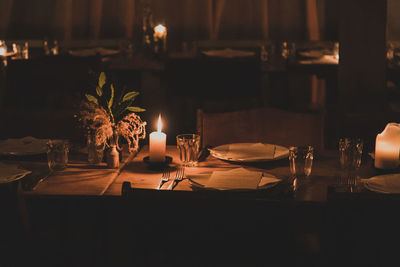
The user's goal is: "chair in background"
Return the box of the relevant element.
[197,106,325,152]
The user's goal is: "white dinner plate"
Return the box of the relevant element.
[209,143,289,163]
[187,172,281,191]
[362,174,400,194]
[0,136,49,156]
[0,162,32,184]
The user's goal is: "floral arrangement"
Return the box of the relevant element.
[78,72,147,152]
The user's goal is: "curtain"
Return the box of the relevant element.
[2,0,338,48]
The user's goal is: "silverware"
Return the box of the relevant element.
[156,169,170,190]
[168,167,185,190]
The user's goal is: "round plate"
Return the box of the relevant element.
[209,143,289,163]
[0,136,49,156]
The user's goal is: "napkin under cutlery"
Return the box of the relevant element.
[189,168,281,190]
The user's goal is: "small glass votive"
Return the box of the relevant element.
[176,134,200,167]
[47,140,69,171]
[338,137,363,170]
[289,146,314,179]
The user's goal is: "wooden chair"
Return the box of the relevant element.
[197,106,325,152]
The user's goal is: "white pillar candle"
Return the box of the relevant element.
[153,24,167,51]
[149,114,166,162]
[375,123,400,169]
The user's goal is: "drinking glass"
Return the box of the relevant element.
[47,140,69,171]
[176,134,200,167]
[338,137,363,170]
[22,42,29,59]
[289,146,314,178]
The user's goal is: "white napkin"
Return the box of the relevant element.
[362,174,400,193]
[0,136,49,155]
[0,162,32,184]
[298,55,338,65]
[202,48,255,58]
[297,50,324,58]
[205,168,263,190]
[68,47,119,57]
[225,143,275,161]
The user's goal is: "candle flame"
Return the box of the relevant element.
[0,47,6,56]
[157,114,162,133]
[154,24,166,38]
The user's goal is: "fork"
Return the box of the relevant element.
[167,167,185,190]
[156,168,170,190]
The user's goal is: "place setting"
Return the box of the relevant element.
[0,136,70,189]
[179,138,297,194]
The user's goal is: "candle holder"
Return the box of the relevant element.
[143,155,172,170]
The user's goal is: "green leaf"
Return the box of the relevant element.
[108,84,114,109]
[96,86,103,97]
[85,94,98,105]
[122,91,139,102]
[126,106,146,112]
[98,72,106,89]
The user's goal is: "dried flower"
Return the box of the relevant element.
[78,72,146,152]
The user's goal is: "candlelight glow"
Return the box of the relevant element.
[0,47,6,56]
[157,114,162,133]
[154,24,167,38]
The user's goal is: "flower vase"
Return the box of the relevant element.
[106,132,120,168]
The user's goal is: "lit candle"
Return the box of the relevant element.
[153,24,167,51]
[375,123,400,169]
[149,114,166,162]
[0,41,6,56]
[0,47,6,56]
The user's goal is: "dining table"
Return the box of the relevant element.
[2,143,399,266]
[20,145,374,200]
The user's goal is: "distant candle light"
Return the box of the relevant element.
[153,24,167,52]
[0,40,7,56]
[154,24,167,39]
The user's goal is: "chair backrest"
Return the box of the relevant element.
[197,106,325,152]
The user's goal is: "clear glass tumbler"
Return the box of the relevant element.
[176,134,200,167]
[289,146,314,178]
[338,137,363,170]
[47,140,69,171]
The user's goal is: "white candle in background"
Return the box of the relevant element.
[149,114,166,162]
[375,123,400,169]
[153,24,167,51]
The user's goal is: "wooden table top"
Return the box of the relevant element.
[20,145,380,202]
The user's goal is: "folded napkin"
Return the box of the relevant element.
[297,50,324,58]
[227,143,274,161]
[361,174,400,193]
[202,48,255,58]
[211,143,286,161]
[68,47,119,57]
[188,169,281,190]
[0,162,32,184]
[0,136,49,155]
[298,55,338,65]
